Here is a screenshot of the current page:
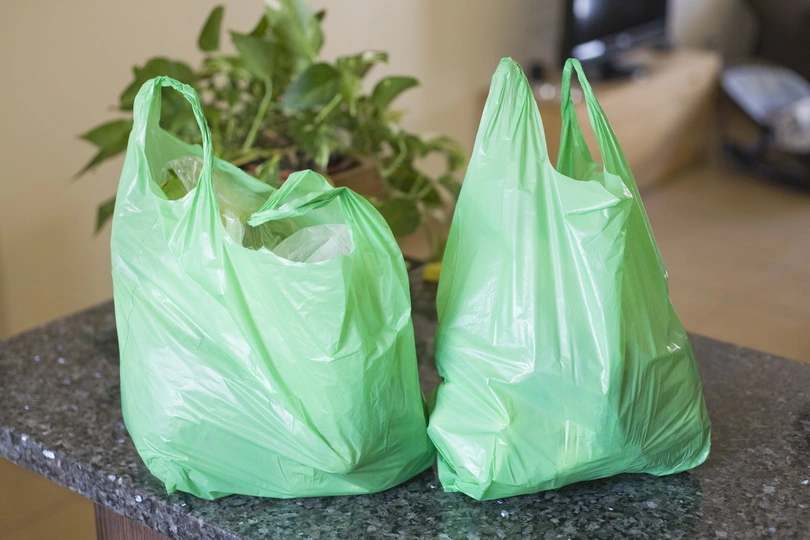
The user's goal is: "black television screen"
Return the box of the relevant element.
[561,0,668,69]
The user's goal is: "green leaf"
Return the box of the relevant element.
[231,32,277,81]
[202,105,222,127]
[249,13,270,37]
[198,5,225,52]
[161,101,200,141]
[77,119,132,176]
[427,135,467,171]
[78,148,125,176]
[159,174,189,200]
[95,197,116,232]
[336,51,388,78]
[273,0,324,61]
[371,76,419,110]
[255,154,283,187]
[339,72,362,107]
[119,58,196,110]
[420,188,443,206]
[381,108,405,124]
[404,134,428,157]
[283,63,341,110]
[378,198,421,237]
[199,54,244,79]
[438,173,462,198]
[80,119,132,149]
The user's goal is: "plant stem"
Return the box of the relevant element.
[412,181,434,200]
[226,114,236,143]
[380,137,408,178]
[408,174,427,196]
[315,94,342,123]
[241,81,273,152]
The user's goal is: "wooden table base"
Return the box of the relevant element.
[95,503,170,540]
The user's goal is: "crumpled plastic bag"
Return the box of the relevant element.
[427,58,711,500]
[160,156,351,262]
[112,76,434,499]
[160,156,267,245]
[272,224,352,263]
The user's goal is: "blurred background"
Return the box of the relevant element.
[0,0,758,339]
[2,1,810,536]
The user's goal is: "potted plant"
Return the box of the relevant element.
[78,0,465,260]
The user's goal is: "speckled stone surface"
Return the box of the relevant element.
[1,273,809,539]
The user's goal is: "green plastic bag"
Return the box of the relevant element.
[427,59,711,500]
[111,77,434,499]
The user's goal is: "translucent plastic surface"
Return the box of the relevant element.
[111,77,433,499]
[428,59,711,500]
[160,156,268,245]
[272,224,352,263]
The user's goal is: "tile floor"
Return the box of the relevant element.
[2,158,809,538]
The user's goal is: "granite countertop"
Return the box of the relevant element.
[1,274,809,539]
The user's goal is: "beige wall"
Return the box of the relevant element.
[0,0,752,337]
[0,0,536,337]
[0,232,7,336]
[670,0,756,59]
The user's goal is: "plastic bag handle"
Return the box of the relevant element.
[559,58,626,174]
[559,59,665,268]
[247,170,402,261]
[248,189,347,226]
[247,170,367,231]
[132,76,215,196]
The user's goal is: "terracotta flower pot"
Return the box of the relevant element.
[328,158,385,199]
[274,158,385,200]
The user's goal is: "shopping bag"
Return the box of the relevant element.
[111,76,434,499]
[427,59,711,500]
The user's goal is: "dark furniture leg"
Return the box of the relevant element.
[94,503,170,540]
